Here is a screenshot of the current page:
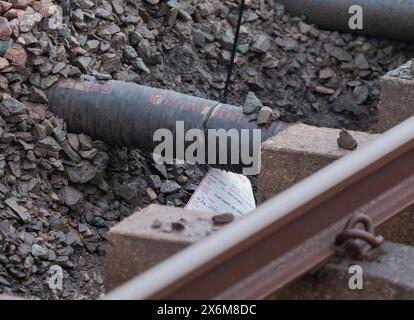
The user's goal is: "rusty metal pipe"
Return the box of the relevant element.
[277,0,414,42]
[46,77,288,173]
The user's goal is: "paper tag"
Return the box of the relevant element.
[185,168,256,216]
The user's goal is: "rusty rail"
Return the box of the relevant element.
[105,116,414,300]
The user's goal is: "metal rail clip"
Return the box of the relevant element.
[335,213,384,260]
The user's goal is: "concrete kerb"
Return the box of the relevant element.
[105,204,230,291]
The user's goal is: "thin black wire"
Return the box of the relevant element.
[220,0,246,104]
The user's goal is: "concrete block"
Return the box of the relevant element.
[258,123,377,203]
[105,204,228,291]
[376,61,414,133]
[273,242,414,299]
[258,123,414,245]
